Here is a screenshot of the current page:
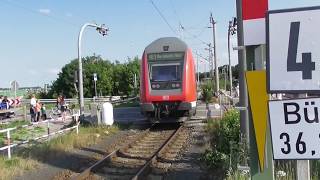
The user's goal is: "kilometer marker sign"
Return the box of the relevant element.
[269,98,320,159]
[267,6,320,160]
[267,6,320,93]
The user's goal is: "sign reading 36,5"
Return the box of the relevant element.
[267,6,320,93]
[269,98,320,159]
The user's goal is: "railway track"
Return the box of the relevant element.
[71,123,189,180]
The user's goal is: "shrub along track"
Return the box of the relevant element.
[69,123,189,180]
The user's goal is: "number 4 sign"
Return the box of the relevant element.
[267,6,320,93]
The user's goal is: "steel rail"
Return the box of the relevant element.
[132,124,183,180]
[71,127,152,180]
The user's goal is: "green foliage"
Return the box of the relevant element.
[219,78,231,91]
[0,120,45,146]
[112,57,140,96]
[48,55,141,98]
[201,81,214,103]
[202,110,243,178]
[225,170,250,180]
[312,160,320,180]
[198,64,238,84]
[203,149,229,170]
[0,120,30,130]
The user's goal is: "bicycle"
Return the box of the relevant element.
[49,104,72,120]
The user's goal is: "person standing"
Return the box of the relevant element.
[41,103,47,120]
[2,96,9,109]
[60,96,66,121]
[56,95,61,110]
[35,100,41,122]
[30,95,37,122]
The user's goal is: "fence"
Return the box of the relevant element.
[0,112,80,159]
[20,96,130,104]
[0,96,137,121]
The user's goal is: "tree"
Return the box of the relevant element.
[49,55,113,98]
[49,55,141,98]
[112,57,140,96]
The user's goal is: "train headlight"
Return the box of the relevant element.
[156,84,160,88]
[176,83,180,88]
[152,84,156,88]
[171,83,176,88]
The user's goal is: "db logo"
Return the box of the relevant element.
[162,96,169,100]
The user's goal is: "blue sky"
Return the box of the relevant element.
[0,0,318,87]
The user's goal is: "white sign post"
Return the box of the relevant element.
[267,6,320,93]
[10,81,19,107]
[93,73,97,98]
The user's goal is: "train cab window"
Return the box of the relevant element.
[150,64,181,82]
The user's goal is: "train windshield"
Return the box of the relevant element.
[151,64,181,82]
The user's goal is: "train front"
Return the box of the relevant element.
[140,37,197,121]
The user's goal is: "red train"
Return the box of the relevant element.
[140,37,197,122]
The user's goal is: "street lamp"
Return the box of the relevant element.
[228,17,237,96]
[78,23,108,117]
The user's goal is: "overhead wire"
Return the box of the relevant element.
[0,0,79,27]
[150,0,210,63]
[149,0,178,35]
[169,0,185,36]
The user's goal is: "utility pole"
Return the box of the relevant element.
[236,0,249,138]
[223,67,227,90]
[196,51,200,85]
[205,44,214,83]
[209,13,219,93]
[228,19,236,96]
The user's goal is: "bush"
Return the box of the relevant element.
[201,81,214,103]
[202,109,244,178]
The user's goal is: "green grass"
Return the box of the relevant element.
[0,120,46,147]
[18,125,119,160]
[0,126,46,146]
[0,120,30,130]
[0,156,37,180]
[226,170,250,180]
[0,89,27,98]
[0,124,119,179]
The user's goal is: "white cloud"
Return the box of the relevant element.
[39,9,51,15]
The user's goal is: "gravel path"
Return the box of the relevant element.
[162,120,210,180]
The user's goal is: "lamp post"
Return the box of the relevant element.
[78,23,108,116]
[228,18,237,96]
